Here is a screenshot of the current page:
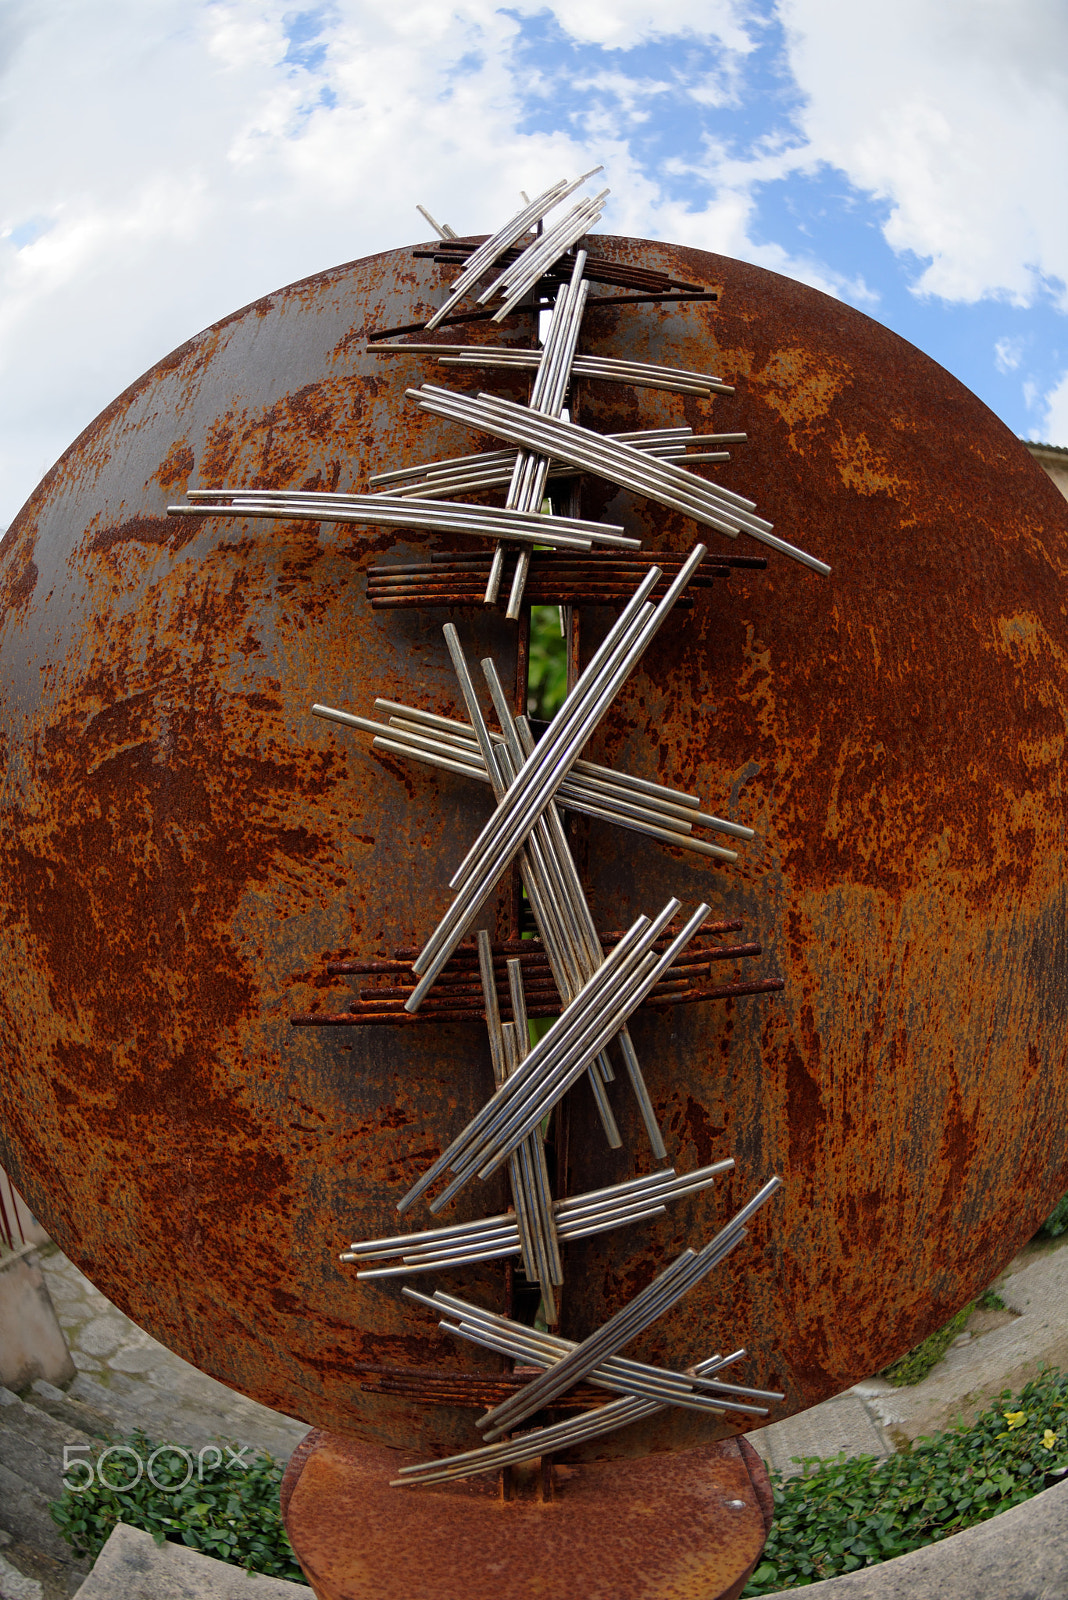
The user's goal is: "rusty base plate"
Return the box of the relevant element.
[281,1431,771,1600]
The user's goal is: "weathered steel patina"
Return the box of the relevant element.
[0,237,1065,1459]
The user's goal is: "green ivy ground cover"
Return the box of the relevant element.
[50,1430,307,1584]
[742,1369,1068,1594]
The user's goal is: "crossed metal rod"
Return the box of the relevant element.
[424,167,604,331]
[313,699,747,861]
[406,550,707,1012]
[342,1160,734,1275]
[391,1347,751,1487]
[441,622,627,1150]
[452,622,670,1153]
[473,1175,783,1439]
[409,384,831,575]
[399,897,715,1217]
[365,428,742,501]
[487,250,591,615]
[408,1288,778,1419]
[478,937,562,1319]
[480,190,609,323]
[372,343,736,398]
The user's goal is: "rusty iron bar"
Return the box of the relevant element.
[414,240,706,296]
[365,287,721,344]
[290,974,781,1028]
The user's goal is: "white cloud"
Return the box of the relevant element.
[523,0,755,51]
[778,0,1068,306]
[1040,370,1068,443]
[994,337,1023,374]
[5,0,1067,525]
[0,0,805,528]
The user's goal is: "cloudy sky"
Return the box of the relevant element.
[2,0,1067,528]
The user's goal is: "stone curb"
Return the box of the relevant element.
[73,1523,308,1598]
[760,1475,1068,1599]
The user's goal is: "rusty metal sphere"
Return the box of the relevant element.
[0,236,1066,1459]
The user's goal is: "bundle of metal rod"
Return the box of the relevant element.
[404,1288,779,1421]
[314,700,743,861]
[399,898,714,1216]
[443,625,623,1149]
[476,1176,783,1439]
[424,167,603,331]
[368,288,719,344]
[406,550,706,1010]
[487,251,591,616]
[416,241,705,298]
[376,706,754,836]
[409,384,831,575]
[342,1160,733,1274]
[291,971,783,1028]
[365,427,740,503]
[478,190,609,323]
[480,658,666,1155]
[169,490,639,555]
[475,934,563,1318]
[372,343,734,397]
[391,1348,748,1487]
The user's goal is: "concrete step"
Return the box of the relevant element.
[26,1385,114,1445]
[0,1457,76,1570]
[0,1389,93,1593]
[62,1379,139,1443]
[0,1388,92,1502]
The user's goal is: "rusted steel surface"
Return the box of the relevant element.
[281,1429,768,1600]
[0,237,1066,1459]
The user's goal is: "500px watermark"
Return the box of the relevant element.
[61,1442,253,1493]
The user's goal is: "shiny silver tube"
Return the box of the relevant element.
[478,1174,775,1439]
[409,384,832,574]
[400,917,653,1213]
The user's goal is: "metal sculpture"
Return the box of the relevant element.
[2,156,1067,1600]
[167,171,812,1496]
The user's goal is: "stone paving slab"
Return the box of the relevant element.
[747,1391,892,1478]
[38,1253,308,1464]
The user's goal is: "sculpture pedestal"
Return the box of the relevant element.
[281,1431,772,1600]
